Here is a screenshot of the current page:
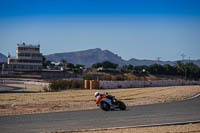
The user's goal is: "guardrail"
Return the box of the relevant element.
[99,80,200,89]
[0,80,49,86]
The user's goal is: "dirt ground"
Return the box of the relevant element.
[0,85,200,116]
[55,123,200,133]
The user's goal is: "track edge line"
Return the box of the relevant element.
[56,120,200,133]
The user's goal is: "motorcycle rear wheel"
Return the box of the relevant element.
[100,101,110,111]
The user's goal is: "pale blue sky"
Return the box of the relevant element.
[0,0,200,61]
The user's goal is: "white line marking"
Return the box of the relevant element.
[68,120,200,132]
[190,93,200,99]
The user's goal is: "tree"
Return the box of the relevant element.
[92,63,102,68]
[134,65,148,74]
[121,64,134,73]
[75,64,84,69]
[174,61,200,80]
[184,62,200,79]
[148,64,165,74]
[61,59,67,66]
[46,60,52,66]
[42,56,52,69]
[175,61,185,77]
[42,56,46,68]
[102,61,118,69]
[67,63,75,69]
[163,64,177,75]
[92,61,118,69]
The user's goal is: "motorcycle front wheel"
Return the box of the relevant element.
[117,100,126,110]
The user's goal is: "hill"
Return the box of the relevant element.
[44,48,200,67]
[45,48,126,66]
[0,53,7,63]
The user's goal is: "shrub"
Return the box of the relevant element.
[101,75,112,80]
[49,80,83,91]
[115,75,127,81]
[71,80,84,88]
[82,74,93,80]
[43,86,50,92]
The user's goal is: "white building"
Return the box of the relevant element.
[7,43,43,71]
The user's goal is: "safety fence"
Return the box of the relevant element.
[0,80,49,86]
[1,79,200,89]
[99,80,200,89]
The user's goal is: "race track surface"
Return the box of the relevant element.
[0,85,25,92]
[0,95,200,133]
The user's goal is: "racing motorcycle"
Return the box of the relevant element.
[98,93,126,111]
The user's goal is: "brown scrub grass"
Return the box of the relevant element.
[0,85,200,116]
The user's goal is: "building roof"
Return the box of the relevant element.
[17,43,40,48]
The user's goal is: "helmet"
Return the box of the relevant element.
[94,92,99,97]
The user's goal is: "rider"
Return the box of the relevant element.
[94,92,104,104]
[94,92,113,105]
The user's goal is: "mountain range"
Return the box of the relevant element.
[0,48,199,67]
[46,48,126,66]
[44,48,200,67]
[0,53,7,63]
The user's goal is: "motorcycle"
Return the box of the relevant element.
[98,93,126,111]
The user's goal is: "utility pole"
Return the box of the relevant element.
[156,57,161,64]
[1,64,4,75]
[188,56,191,62]
[142,69,146,87]
[180,53,187,81]
[180,54,186,61]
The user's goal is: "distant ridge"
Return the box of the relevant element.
[1,49,199,67]
[45,48,126,66]
[0,53,7,63]
[45,48,200,67]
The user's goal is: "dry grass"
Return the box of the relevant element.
[57,123,200,133]
[0,85,200,116]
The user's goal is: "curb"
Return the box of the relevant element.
[64,120,200,133]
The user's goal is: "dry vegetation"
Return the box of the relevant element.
[55,123,200,133]
[0,85,200,116]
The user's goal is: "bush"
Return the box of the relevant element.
[71,80,84,88]
[49,80,84,91]
[115,75,127,81]
[101,75,112,80]
[43,86,50,92]
[82,74,93,80]
[99,74,127,81]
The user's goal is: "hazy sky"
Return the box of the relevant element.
[0,0,200,61]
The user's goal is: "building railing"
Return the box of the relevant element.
[0,80,49,86]
[17,56,42,60]
[17,50,40,54]
[8,62,42,65]
[17,43,40,48]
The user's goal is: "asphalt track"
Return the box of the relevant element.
[0,84,25,92]
[0,95,200,133]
